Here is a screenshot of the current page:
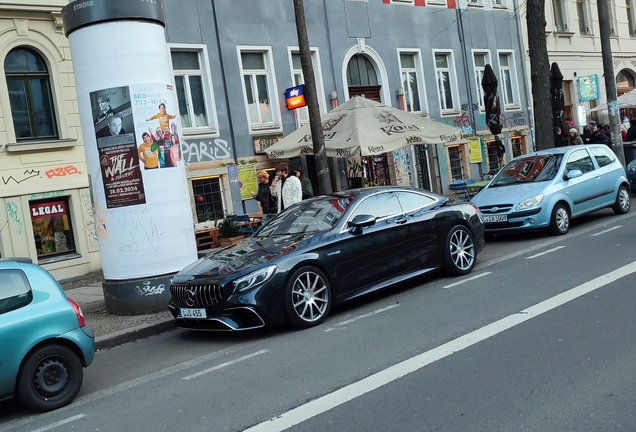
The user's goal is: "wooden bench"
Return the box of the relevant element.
[195,228,220,251]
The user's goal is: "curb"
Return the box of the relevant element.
[95,317,175,350]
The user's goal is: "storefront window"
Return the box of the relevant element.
[29,198,76,259]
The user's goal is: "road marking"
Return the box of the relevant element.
[30,414,86,432]
[526,246,566,259]
[323,304,400,332]
[244,261,636,432]
[443,272,492,289]
[182,350,269,380]
[591,225,621,236]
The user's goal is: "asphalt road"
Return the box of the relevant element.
[1,208,635,432]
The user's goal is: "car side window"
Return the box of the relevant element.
[0,270,32,314]
[589,146,616,168]
[565,149,595,174]
[349,192,402,220]
[395,191,436,213]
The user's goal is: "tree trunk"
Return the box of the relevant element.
[293,0,332,194]
[526,0,553,150]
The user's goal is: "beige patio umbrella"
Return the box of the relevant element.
[264,96,462,159]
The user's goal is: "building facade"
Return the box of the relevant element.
[163,0,532,223]
[0,1,100,279]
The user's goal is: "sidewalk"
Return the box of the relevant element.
[63,282,175,350]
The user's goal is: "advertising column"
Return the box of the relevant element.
[62,0,197,315]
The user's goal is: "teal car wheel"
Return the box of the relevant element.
[17,344,83,412]
[548,203,570,235]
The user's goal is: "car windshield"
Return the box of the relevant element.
[490,154,563,186]
[257,195,354,236]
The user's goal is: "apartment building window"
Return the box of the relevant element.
[576,0,591,34]
[291,53,309,126]
[628,0,635,36]
[473,52,490,110]
[448,145,467,181]
[492,0,506,6]
[511,137,525,157]
[239,49,279,131]
[553,0,567,31]
[30,198,76,260]
[498,52,519,108]
[5,47,57,141]
[486,140,503,170]
[608,0,618,35]
[170,48,215,133]
[434,51,458,113]
[192,176,225,223]
[398,52,422,113]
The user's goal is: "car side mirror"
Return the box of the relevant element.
[347,214,376,234]
[565,169,583,180]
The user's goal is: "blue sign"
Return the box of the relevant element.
[285,85,306,110]
[578,74,599,102]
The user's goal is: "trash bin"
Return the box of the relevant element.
[623,141,636,164]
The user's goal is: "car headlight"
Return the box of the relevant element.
[233,265,277,293]
[516,193,544,211]
[628,160,636,172]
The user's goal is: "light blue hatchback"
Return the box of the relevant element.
[471,145,631,236]
[0,258,94,412]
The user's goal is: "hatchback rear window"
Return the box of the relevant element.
[0,270,32,314]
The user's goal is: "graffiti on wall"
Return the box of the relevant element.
[392,148,412,187]
[437,103,528,135]
[2,170,40,185]
[45,165,82,179]
[346,157,363,179]
[6,201,23,235]
[181,138,232,163]
[80,192,100,252]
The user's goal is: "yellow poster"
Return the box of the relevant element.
[468,137,482,163]
[237,164,258,200]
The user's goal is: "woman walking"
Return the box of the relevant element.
[567,128,583,145]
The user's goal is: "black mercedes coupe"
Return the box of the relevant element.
[169,186,485,331]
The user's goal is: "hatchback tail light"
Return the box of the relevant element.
[67,297,86,327]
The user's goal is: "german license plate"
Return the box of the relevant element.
[482,215,508,223]
[178,308,207,318]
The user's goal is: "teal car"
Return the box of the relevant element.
[0,258,94,412]
[471,145,630,236]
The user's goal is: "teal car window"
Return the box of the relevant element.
[565,149,595,174]
[589,145,616,168]
[0,269,32,314]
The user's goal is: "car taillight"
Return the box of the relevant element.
[67,297,86,327]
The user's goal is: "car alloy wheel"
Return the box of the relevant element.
[612,185,631,215]
[444,225,476,276]
[17,345,83,412]
[549,203,570,235]
[284,266,332,329]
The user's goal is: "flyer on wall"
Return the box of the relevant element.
[90,86,146,209]
[130,83,183,171]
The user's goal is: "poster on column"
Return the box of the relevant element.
[129,83,183,172]
[90,86,146,209]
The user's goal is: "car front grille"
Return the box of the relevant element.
[478,204,514,214]
[170,284,223,307]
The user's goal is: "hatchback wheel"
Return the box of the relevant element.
[612,185,631,215]
[284,266,332,329]
[548,203,570,235]
[17,345,83,412]
[444,225,476,276]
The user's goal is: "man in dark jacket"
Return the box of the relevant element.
[251,170,277,226]
[589,121,611,146]
[626,119,636,142]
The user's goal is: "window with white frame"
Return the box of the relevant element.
[498,52,519,108]
[291,53,309,127]
[239,49,279,131]
[447,144,468,181]
[608,0,618,35]
[473,51,490,110]
[576,0,591,34]
[434,51,458,113]
[511,136,525,157]
[492,0,506,6]
[398,52,423,113]
[627,0,636,36]
[553,0,568,31]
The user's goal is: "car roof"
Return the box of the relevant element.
[323,186,441,201]
[525,144,605,158]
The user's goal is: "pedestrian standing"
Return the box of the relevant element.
[626,119,636,142]
[270,162,302,214]
[293,167,314,199]
[581,125,593,144]
[567,128,583,145]
[554,127,567,147]
[251,170,276,226]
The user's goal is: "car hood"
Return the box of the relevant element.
[472,182,547,207]
[176,233,320,279]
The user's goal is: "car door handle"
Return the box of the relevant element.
[395,217,407,225]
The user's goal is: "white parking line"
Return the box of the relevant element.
[323,305,400,332]
[244,261,636,432]
[30,414,86,432]
[591,226,622,237]
[182,350,269,381]
[443,272,493,289]
[526,246,566,259]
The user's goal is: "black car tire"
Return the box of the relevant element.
[284,266,332,329]
[548,203,570,235]
[444,225,476,276]
[16,345,83,412]
[612,185,631,215]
